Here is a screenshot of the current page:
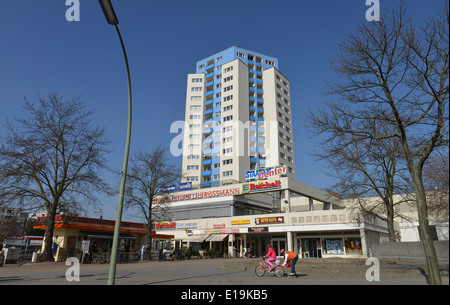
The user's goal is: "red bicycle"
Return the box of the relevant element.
[255,258,285,277]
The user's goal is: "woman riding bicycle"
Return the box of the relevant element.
[263,244,277,271]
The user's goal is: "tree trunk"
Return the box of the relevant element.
[413,175,442,285]
[385,201,396,242]
[42,204,58,261]
[146,210,153,260]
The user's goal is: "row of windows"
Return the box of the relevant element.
[279,141,293,153]
[280,152,294,163]
[277,101,290,114]
[279,131,292,143]
[279,122,291,134]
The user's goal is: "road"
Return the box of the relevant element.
[1,258,448,286]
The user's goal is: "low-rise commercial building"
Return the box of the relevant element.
[34,215,173,262]
[154,175,390,258]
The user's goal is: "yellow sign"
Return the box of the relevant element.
[231,219,250,225]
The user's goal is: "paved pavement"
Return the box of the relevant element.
[0,257,448,285]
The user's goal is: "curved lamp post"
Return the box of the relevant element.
[98,0,132,285]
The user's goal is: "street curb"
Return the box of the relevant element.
[219,260,450,275]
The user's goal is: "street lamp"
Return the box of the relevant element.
[98,0,132,285]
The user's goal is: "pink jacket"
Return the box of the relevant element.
[264,247,276,259]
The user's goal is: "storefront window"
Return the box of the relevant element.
[344,237,362,255]
[323,238,344,254]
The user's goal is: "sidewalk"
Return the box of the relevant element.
[219,257,450,275]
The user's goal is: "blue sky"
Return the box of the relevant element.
[0,0,445,221]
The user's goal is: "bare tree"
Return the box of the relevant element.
[423,152,449,223]
[124,145,180,259]
[0,93,111,260]
[307,116,413,241]
[306,3,448,284]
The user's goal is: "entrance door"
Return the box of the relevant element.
[271,237,286,256]
[301,238,322,258]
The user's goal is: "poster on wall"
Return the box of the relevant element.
[326,239,343,254]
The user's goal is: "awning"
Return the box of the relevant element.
[206,234,228,242]
[182,234,210,242]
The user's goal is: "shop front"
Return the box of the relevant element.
[297,231,363,258]
[34,216,173,262]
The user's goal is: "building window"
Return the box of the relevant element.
[223,159,233,165]
[223,105,233,112]
[189,134,200,139]
[189,115,201,120]
[191,87,202,92]
[224,85,233,92]
[190,105,201,110]
[213,174,220,180]
[187,165,199,170]
[223,170,233,177]
[190,96,202,101]
[224,66,233,73]
[223,126,233,132]
[224,76,233,82]
[224,95,233,102]
[189,124,201,129]
[223,148,232,154]
[186,176,199,182]
[223,136,232,143]
[192,78,203,83]
[266,60,275,65]
[188,144,200,149]
[223,115,233,122]
[237,52,245,58]
[187,155,199,160]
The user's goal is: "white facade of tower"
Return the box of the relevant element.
[181,47,295,189]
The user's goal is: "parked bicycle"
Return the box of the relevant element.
[255,258,285,277]
[91,253,110,264]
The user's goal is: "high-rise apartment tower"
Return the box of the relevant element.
[181,46,295,188]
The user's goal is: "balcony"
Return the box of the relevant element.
[202,170,212,176]
[202,181,211,188]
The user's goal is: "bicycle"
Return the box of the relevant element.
[255,258,285,277]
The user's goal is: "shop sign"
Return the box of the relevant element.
[205,229,239,234]
[176,223,197,229]
[255,216,284,225]
[213,224,225,229]
[231,219,250,225]
[248,227,268,233]
[242,180,282,194]
[153,186,240,204]
[179,182,192,191]
[155,222,176,230]
[245,165,287,180]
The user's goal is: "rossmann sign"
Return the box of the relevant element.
[245,165,287,180]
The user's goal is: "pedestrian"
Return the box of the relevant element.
[140,243,146,261]
[280,249,299,276]
[263,244,276,271]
